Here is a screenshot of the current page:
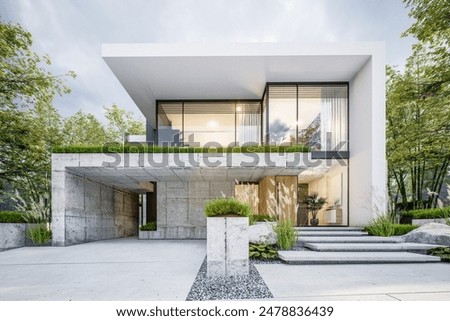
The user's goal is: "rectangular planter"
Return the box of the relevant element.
[207,216,249,277]
[400,217,447,226]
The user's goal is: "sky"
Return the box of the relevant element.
[0,0,417,123]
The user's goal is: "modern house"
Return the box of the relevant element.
[51,43,386,246]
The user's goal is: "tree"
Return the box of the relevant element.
[386,2,450,210]
[104,104,146,142]
[0,18,74,214]
[63,111,107,146]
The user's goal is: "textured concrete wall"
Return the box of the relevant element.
[62,172,138,246]
[0,223,25,251]
[207,217,249,277]
[155,181,234,239]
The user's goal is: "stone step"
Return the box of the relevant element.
[297,236,403,244]
[303,242,438,253]
[278,251,441,264]
[299,231,369,237]
[296,226,364,231]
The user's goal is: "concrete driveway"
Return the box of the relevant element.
[0,238,206,300]
[2,238,450,301]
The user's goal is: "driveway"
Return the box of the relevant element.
[0,238,206,300]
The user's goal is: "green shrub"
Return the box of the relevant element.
[0,211,27,223]
[204,198,252,217]
[273,220,297,250]
[402,207,450,219]
[252,214,277,222]
[427,247,450,263]
[140,222,157,231]
[364,214,396,237]
[365,215,418,236]
[26,224,52,246]
[249,243,278,260]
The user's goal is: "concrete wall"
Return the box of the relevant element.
[155,181,234,239]
[53,171,139,246]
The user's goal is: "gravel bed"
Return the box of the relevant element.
[186,258,273,301]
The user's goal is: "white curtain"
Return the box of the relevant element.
[237,103,260,145]
[321,87,348,151]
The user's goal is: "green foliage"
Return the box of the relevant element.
[51,144,311,153]
[204,198,252,217]
[391,224,418,236]
[365,215,419,236]
[104,104,146,142]
[0,211,27,223]
[402,207,450,219]
[387,1,450,211]
[249,243,278,260]
[250,214,277,225]
[273,220,297,250]
[427,247,450,263]
[26,223,52,246]
[63,111,107,146]
[140,222,157,231]
[303,193,327,220]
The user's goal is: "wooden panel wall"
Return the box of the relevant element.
[234,184,259,214]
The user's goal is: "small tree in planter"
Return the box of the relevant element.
[304,193,327,226]
[204,198,251,277]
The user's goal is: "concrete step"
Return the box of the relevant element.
[297,236,403,244]
[299,231,369,237]
[296,226,363,231]
[278,251,441,264]
[303,242,438,253]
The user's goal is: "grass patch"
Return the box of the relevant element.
[273,220,297,250]
[140,222,157,231]
[204,198,252,217]
[427,247,450,263]
[26,223,52,246]
[0,211,27,223]
[402,207,450,219]
[51,144,311,154]
[365,214,418,236]
[249,214,277,225]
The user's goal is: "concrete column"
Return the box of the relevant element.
[207,217,249,277]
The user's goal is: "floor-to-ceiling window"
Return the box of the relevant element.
[265,83,348,151]
[157,100,261,147]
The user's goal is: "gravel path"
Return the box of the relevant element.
[186,258,273,301]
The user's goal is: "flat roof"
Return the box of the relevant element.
[102,42,384,125]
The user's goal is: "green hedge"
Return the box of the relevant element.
[0,211,27,223]
[391,224,418,236]
[51,144,311,154]
[402,207,450,219]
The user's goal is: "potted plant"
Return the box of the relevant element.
[204,198,251,277]
[325,199,340,224]
[303,193,327,226]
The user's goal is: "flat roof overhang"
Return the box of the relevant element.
[102,42,384,126]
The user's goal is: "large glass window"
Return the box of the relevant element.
[157,100,261,147]
[264,84,348,150]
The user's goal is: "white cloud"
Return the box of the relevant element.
[1,0,416,121]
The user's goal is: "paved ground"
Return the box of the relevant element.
[0,238,205,300]
[1,238,450,301]
[255,263,450,301]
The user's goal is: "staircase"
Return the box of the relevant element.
[278,227,441,264]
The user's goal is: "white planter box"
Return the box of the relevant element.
[207,217,249,277]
